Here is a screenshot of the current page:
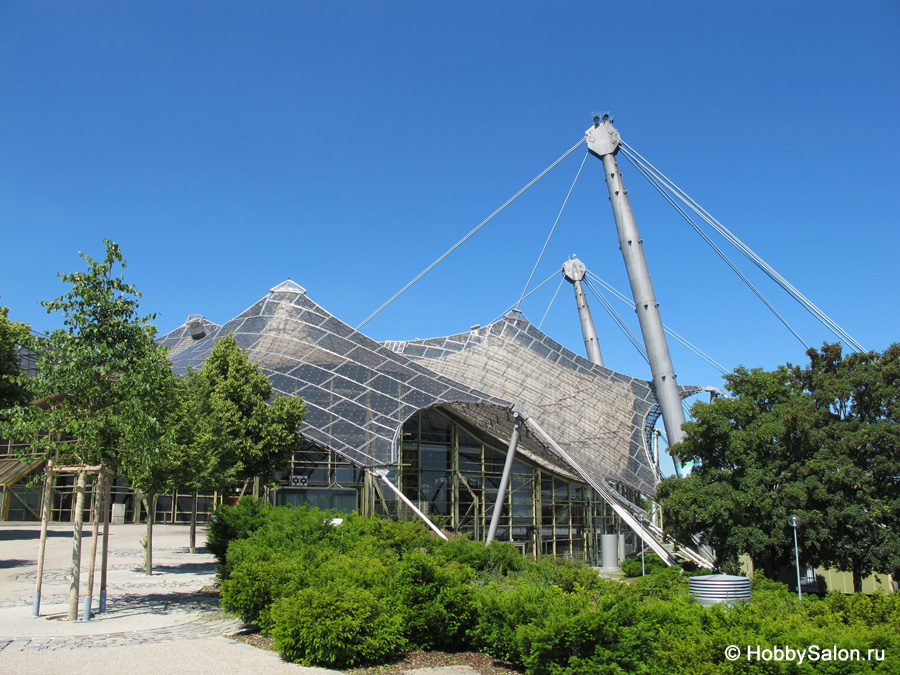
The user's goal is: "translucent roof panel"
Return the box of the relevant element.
[157,315,221,359]
[385,311,699,496]
[166,284,513,468]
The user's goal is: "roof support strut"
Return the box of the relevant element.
[486,412,525,544]
[586,117,687,474]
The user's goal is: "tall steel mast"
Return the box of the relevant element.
[562,257,604,367]
[586,116,686,472]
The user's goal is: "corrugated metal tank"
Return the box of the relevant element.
[689,574,751,606]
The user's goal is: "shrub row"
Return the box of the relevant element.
[210,500,900,673]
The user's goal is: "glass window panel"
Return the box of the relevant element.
[419,411,451,443]
[458,450,481,475]
[332,362,373,384]
[458,429,480,448]
[301,406,337,430]
[484,447,504,475]
[554,480,569,501]
[420,443,450,472]
[344,346,389,370]
[316,332,357,358]
[420,472,450,515]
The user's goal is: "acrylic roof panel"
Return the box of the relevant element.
[165,285,514,468]
[385,311,696,496]
[157,315,221,359]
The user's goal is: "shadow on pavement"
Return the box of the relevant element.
[0,559,32,569]
[0,529,73,542]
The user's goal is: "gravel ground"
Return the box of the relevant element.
[230,633,523,675]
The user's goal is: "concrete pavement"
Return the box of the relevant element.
[0,522,340,674]
[0,522,483,675]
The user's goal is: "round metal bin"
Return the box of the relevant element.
[689,574,751,606]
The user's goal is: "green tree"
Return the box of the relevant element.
[116,344,183,574]
[0,240,174,615]
[657,365,812,578]
[0,305,32,410]
[659,343,900,592]
[788,342,900,592]
[174,333,305,548]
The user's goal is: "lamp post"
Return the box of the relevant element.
[788,514,802,600]
[639,514,646,576]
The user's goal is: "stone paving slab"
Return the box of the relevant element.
[0,636,343,674]
[0,523,341,672]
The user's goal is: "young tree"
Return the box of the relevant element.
[0,305,31,410]
[116,343,183,575]
[0,241,171,617]
[174,334,305,550]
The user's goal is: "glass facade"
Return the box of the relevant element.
[273,407,630,562]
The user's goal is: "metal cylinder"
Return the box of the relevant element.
[689,575,751,606]
[601,534,619,569]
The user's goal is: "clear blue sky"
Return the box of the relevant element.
[2,2,898,424]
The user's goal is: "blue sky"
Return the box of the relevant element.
[2,1,899,448]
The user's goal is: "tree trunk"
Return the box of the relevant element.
[852,559,863,594]
[99,476,111,613]
[761,547,779,581]
[85,475,102,620]
[33,467,54,618]
[67,470,87,621]
[238,478,251,498]
[189,492,197,554]
[143,494,155,576]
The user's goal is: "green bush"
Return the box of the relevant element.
[206,497,273,573]
[393,550,477,650]
[527,555,607,592]
[620,552,667,577]
[220,548,334,629]
[437,537,526,577]
[470,581,580,665]
[213,504,900,674]
[269,586,405,668]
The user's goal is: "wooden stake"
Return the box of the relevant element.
[67,470,87,621]
[32,465,54,618]
[100,475,111,613]
[84,475,102,620]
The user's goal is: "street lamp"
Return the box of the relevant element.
[788,514,802,600]
[639,514,646,576]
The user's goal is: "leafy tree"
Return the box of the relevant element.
[659,343,900,592]
[0,240,175,612]
[657,365,811,578]
[0,305,31,410]
[174,333,305,548]
[787,342,900,592]
[116,343,183,574]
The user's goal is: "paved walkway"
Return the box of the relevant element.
[0,522,342,673]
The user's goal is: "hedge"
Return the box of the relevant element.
[210,502,900,673]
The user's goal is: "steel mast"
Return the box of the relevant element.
[586,116,686,472]
[562,257,604,366]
